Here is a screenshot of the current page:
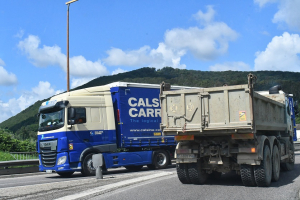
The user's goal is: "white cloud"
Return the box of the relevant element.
[32,81,63,100]
[14,29,25,39]
[272,0,300,31]
[71,77,95,89]
[69,56,108,77]
[104,43,186,69]
[254,0,278,8]
[254,32,300,71]
[18,35,110,78]
[210,62,252,71]
[0,59,18,86]
[261,31,270,36]
[255,0,300,31]
[164,23,238,61]
[112,68,127,75]
[193,5,215,25]
[149,43,187,68]
[0,58,5,66]
[105,46,152,67]
[18,35,65,67]
[0,81,62,123]
[104,6,237,68]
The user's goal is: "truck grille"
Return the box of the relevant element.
[40,140,57,167]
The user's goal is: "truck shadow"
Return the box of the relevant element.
[47,164,176,179]
[47,160,300,188]
[203,163,300,187]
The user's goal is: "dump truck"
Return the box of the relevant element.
[37,82,193,177]
[160,74,296,187]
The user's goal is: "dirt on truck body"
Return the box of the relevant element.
[160,74,296,187]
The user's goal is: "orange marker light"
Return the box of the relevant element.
[69,143,73,150]
[251,148,256,153]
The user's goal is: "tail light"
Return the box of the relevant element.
[117,109,120,122]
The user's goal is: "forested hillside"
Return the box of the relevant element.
[1,67,299,142]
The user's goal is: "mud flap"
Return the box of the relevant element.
[237,153,260,165]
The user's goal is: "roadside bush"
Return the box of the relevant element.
[0,129,35,152]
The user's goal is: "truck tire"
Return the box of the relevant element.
[176,163,191,184]
[281,141,295,171]
[271,145,280,182]
[241,165,256,186]
[81,153,96,176]
[187,162,208,185]
[152,150,170,169]
[254,145,272,187]
[57,171,74,177]
[125,165,143,171]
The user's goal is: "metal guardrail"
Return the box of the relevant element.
[0,159,39,175]
[10,152,38,160]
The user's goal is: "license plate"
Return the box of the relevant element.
[177,154,196,159]
[43,142,51,147]
[46,170,53,173]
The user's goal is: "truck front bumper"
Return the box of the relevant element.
[39,152,81,173]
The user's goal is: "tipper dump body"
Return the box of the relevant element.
[160,74,296,187]
[161,81,289,135]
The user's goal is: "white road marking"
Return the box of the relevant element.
[55,171,174,200]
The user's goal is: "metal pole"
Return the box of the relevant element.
[67,4,70,92]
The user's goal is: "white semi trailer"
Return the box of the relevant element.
[160,74,296,187]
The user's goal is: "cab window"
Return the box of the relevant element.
[68,107,86,124]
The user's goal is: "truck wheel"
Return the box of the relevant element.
[57,171,74,177]
[281,141,295,171]
[125,165,143,171]
[81,153,96,176]
[188,162,208,184]
[272,145,280,182]
[176,163,191,184]
[241,165,256,186]
[254,145,272,187]
[152,150,170,169]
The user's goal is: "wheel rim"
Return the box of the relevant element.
[157,153,167,166]
[87,158,95,171]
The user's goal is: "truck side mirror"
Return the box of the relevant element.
[69,119,75,125]
[68,107,76,119]
[68,108,76,127]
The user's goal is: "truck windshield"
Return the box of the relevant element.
[38,108,65,132]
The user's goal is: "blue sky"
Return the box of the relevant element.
[1,0,300,123]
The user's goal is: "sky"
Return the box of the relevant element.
[1,0,300,123]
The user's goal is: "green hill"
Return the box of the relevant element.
[1,67,300,141]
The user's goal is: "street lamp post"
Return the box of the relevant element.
[66,0,78,92]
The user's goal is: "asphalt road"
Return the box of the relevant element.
[1,152,300,200]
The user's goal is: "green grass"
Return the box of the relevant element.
[0,151,15,161]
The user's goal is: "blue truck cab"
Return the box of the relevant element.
[37,82,186,176]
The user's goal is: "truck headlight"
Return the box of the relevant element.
[57,156,67,165]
